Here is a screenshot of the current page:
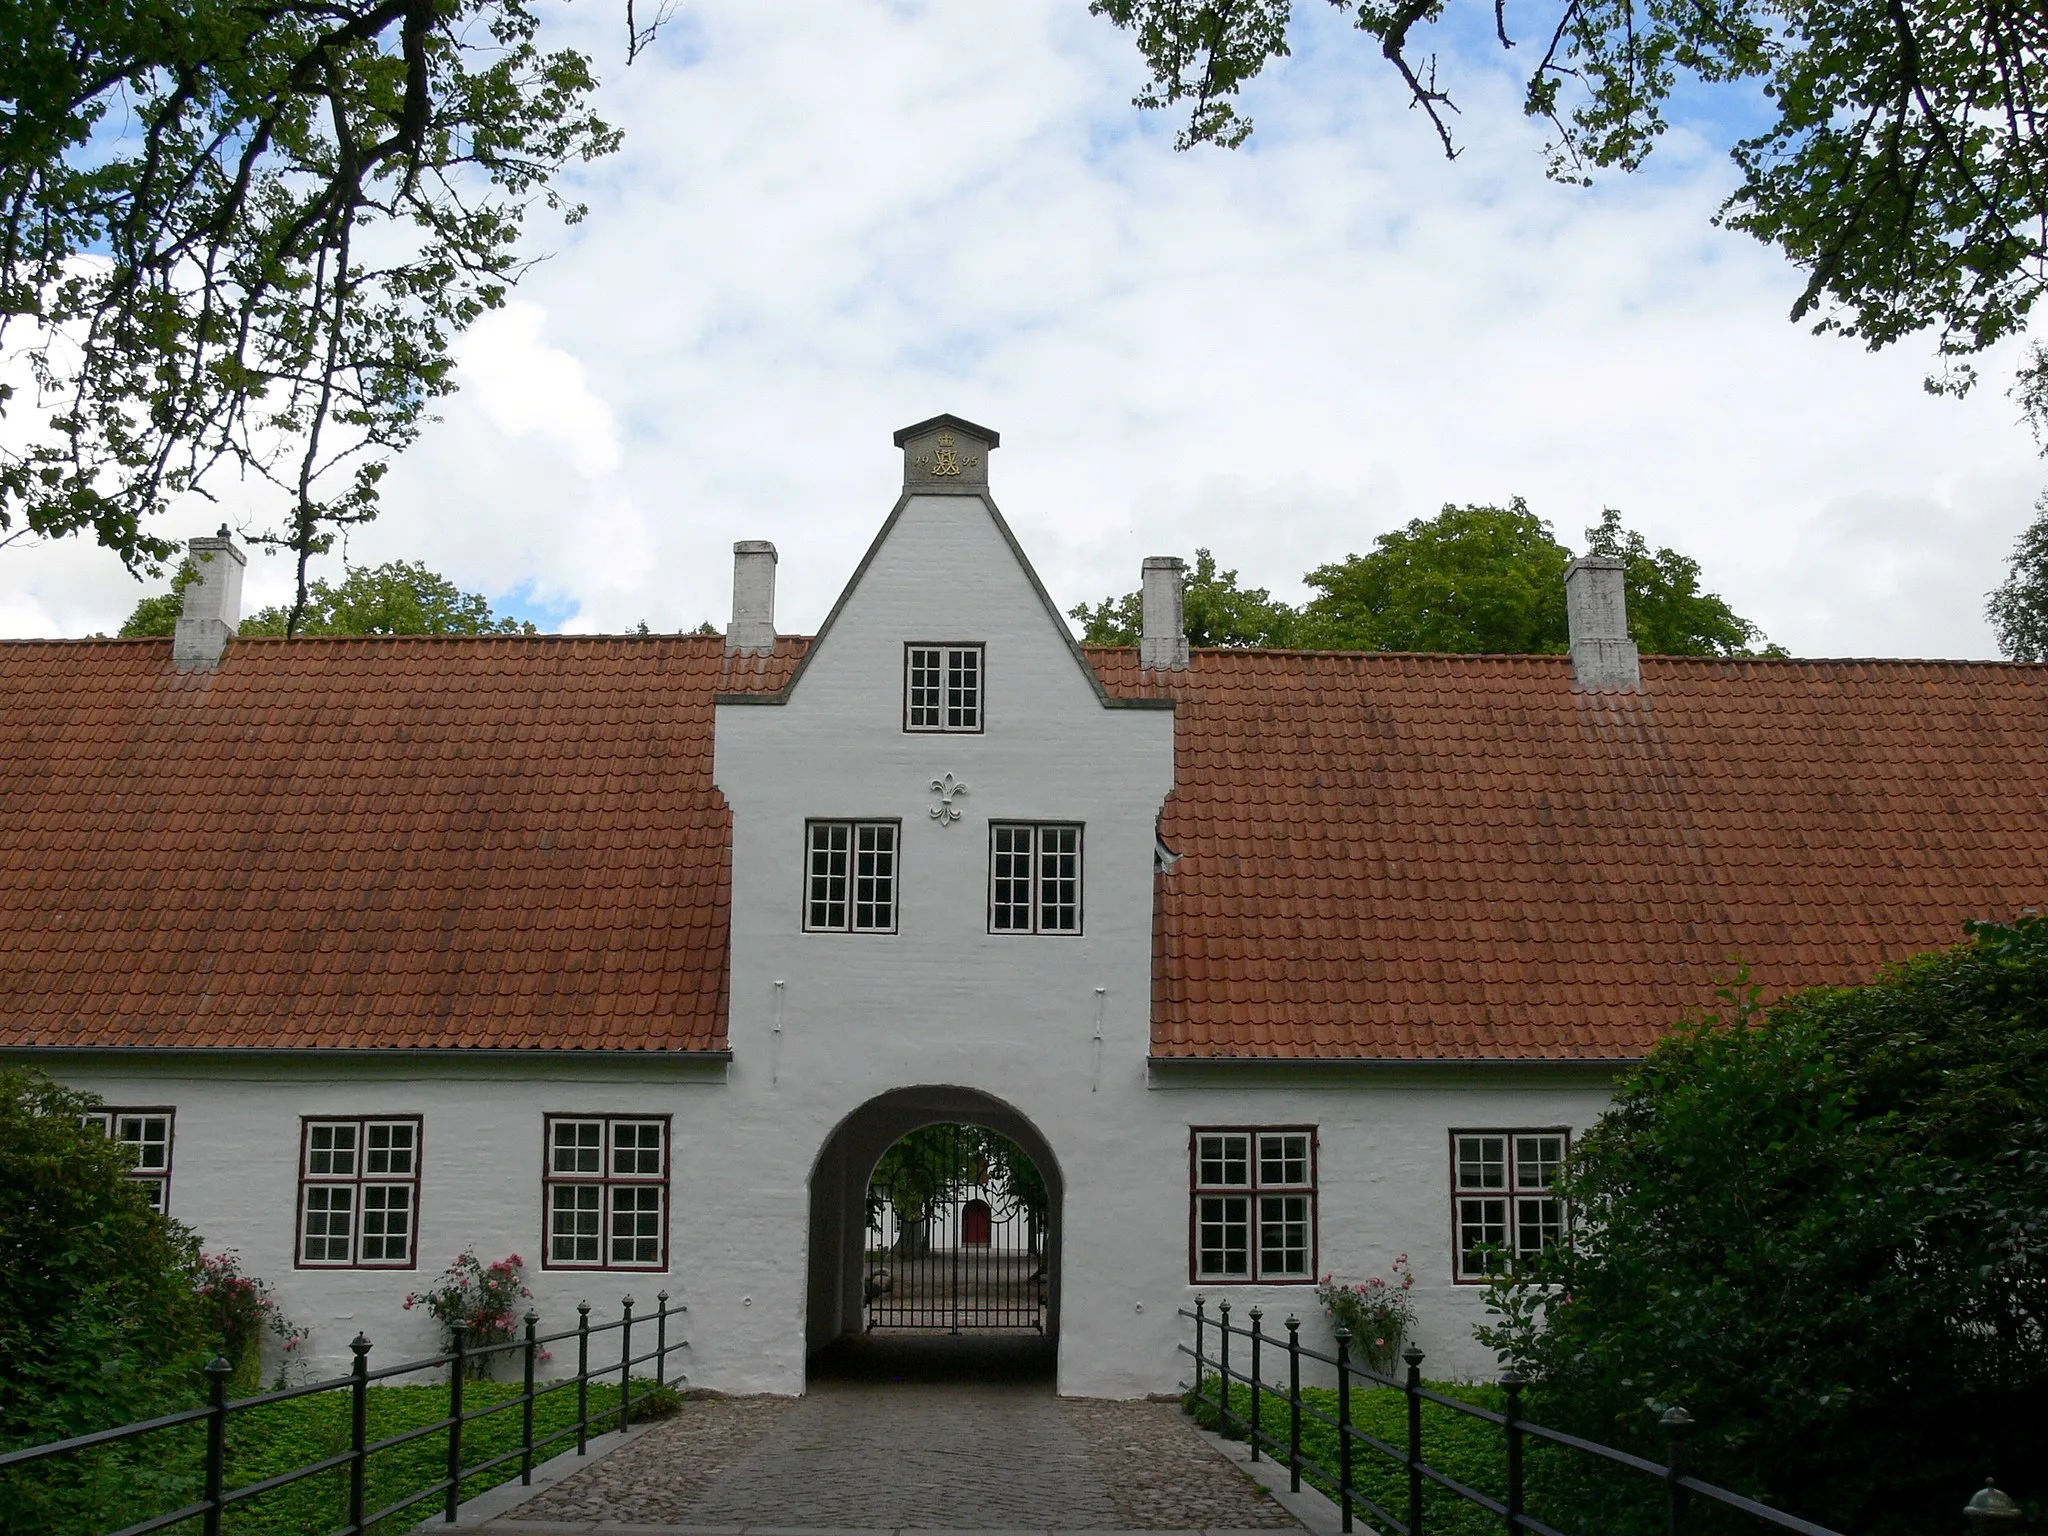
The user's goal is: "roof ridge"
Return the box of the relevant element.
[1080,644,2039,667]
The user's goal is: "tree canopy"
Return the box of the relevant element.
[1073,503,1775,655]
[1990,493,2048,660]
[119,559,536,637]
[1478,921,2048,1535]
[1070,548,1302,647]
[1089,0,2048,388]
[0,1071,214,1527]
[0,1,624,632]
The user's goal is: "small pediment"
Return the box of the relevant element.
[893,414,999,494]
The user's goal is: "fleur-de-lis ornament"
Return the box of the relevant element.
[929,773,968,825]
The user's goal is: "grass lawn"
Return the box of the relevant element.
[6,1377,676,1536]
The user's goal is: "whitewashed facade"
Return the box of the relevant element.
[6,415,1721,1395]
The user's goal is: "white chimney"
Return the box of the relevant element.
[1140,556,1189,670]
[171,528,245,670]
[727,540,778,653]
[1565,555,1640,691]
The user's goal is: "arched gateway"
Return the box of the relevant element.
[805,1086,1062,1361]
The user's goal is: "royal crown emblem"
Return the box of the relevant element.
[917,432,980,478]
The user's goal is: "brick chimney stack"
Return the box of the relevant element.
[1565,555,1640,692]
[727,541,778,653]
[1140,556,1189,670]
[172,528,245,670]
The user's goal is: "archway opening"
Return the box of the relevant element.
[864,1123,1048,1332]
[805,1086,1061,1385]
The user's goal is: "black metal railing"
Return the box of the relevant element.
[0,1292,684,1536]
[1181,1298,1849,1536]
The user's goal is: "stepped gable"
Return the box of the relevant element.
[1089,648,2048,1062]
[0,635,801,1053]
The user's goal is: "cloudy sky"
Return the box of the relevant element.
[4,0,2043,656]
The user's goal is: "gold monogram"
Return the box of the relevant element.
[917,432,980,477]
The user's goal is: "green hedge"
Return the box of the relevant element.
[5,1377,677,1536]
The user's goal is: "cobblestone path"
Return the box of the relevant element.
[495,1382,1301,1531]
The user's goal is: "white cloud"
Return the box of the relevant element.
[2,0,2041,655]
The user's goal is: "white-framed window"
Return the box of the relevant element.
[989,823,1082,934]
[84,1108,175,1213]
[1451,1129,1568,1281]
[1190,1127,1318,1283]
[543,1115,669,1270]
[905,644,983,732]
[297,1118,420,1268]
[805,821,899,932]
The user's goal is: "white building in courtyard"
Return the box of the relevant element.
[5,415,2046,1396]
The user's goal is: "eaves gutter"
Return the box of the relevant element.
[1146,1054,1642,1072]
[0,1045,734,1062]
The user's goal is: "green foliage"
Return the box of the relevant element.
[1301,500,1573,652]
[1989,492,2048,661]
[240,560,538,637]
[1187,1375,1664,1536]
[1091,0,2048,378]
[868,1125,1048,1228]
[1072,548,1301,646]
[123,558,538,638]
[118,559,203,638]
[7,1378,668,1536]
[1583,509,1778,657]
[195,1251,309,1393]
[0,1070,216,1533]
[1480,919,2048,1536]
[404,1250,533,1368]
[1316,1255,1415,1373]
[1074,509,1771,656]
[0,0,621,623]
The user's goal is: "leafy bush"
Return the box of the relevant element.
[1317,1254,1415,1373]
[405,1250,532,1375]
[1481,918,2048,1536]
[196,1251,308,1392]
[0,1070,217,1533]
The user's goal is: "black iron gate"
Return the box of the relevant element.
[864,1124,1046,1332]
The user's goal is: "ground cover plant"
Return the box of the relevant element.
[3,1377,675,1536]
[1187,1376,1666,1536]
[1482,918,2048,1536]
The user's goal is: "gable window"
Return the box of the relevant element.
[1190,1127,1317,1283]
[989,823,1082,934]
[85,1108,175,1213]
[905,644,983,732]
[1451,1129,1568,1281]
[544,1115,669,1270]
[297,1118,420,1268]
[806,821,899,932]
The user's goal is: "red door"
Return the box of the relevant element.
[962,1198,992,1246]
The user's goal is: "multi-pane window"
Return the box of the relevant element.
[1452,1130,1568,1281]
[85,1109,174,1213]
[297,1118,420,1268]
[806,821,899,932]
[905,644,983,732]
[544,1116,669,1270]
[1190,1128,1318,1283]
[989,823,1082,934]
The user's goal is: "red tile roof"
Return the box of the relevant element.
[1091,649,2048,1060]
[0,636,799,1053]
[3,638,2044,1061]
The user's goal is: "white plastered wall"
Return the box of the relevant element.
[14,485,1623,1398]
